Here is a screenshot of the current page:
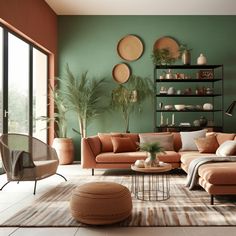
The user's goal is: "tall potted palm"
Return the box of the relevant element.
[40,83,74,165]
[111,75,153,133]
[60,64,107,138]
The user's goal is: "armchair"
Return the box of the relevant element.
[0,133,67,194]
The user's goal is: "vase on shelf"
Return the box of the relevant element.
[182,50,191,65]
[144,152,159,168]
[197,53,207,65]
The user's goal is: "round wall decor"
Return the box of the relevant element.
[112,63,131,84]
[117,35,143,61]
[153,36,180,59]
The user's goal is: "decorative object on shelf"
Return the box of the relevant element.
[171,113,175,126]
[177,89,182,95]
[165,69,174,79]
[184,88,192,95]
[175,104,185,110]
[112,63,131,84]
[225,101,236,116]
[199,116,208,127]
[203,103,213,110]
[198,69,214,79]
[193,119,200,126]
[167,87,176,95]
[160,112,164,126]
[152,48,176,65]
[117,34,143,61]
[179,122,191,127]
[206,87,213,95]
[164,105,174,110]
[197,53,207,65]
[179,44,192,65]
[134,159,145,168]
[139,142,165,168]
[160,87,167,94]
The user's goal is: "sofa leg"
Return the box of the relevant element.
[211,195,214,205]
[92,169,94,176]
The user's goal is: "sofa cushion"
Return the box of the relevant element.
[139,134,174,151]
[198,162,236,185]
[172,132,182,151]
[180,129,207,151]
[96,152,147,163]
[195,134,219,153]
[111,137,137,153]
[216,140,236,156]
[86,136,102,156]
[98,133,121,152]
[216,133,235,145]
[157,151,181,163]
[180,151,216,171]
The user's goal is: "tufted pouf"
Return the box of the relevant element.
[70,182,132,225]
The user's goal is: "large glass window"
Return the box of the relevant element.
[0,27,3,134]
[33,48,47,142]
[8,33,30,134]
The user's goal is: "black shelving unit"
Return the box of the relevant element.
[153,64,224,132]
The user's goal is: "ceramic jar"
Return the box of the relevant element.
[197,53,207,65]
[182,50,191,65]
[199,116,208,127]
[203,103,213,110]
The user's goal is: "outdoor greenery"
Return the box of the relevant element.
[111,75,153,133]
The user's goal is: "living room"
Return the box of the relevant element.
[0,0,236,235]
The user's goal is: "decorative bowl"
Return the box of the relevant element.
[164,105,174,110]
[174,104,185,110]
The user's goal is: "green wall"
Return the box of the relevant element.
[58,16,236,160]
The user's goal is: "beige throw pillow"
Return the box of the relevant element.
[180,129,207,151]
[216,140,236,156]
[138,134,174,151]
[195,134,219,153]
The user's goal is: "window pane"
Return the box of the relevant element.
[33,48,47,142]
[8,33,29,134]
[0,27,3,134]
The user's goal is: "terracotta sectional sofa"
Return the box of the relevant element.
[81,131,236,204]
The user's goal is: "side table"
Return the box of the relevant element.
[131,162,172,201]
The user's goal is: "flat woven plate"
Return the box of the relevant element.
[112,63,131,84]
[117,35,143,61]
[153,36,180,59]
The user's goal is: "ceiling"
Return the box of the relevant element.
[45,0,236,15]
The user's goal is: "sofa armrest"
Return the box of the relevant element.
[81,136,101,168]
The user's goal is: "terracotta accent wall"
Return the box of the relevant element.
[0,0,58,143]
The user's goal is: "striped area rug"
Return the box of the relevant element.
[2,173,236,227]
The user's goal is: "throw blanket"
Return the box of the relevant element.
[10,150,35,179]
[186,156,236,190]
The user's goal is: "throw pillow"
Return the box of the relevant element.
[98,133,121,152]
[195,134,219,153]
[138,134,174,151]
[216,140,236,156]
[216,133,236,145]
[180,129,207,151]
[111,137,137,153]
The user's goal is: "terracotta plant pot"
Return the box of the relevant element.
[52,138,74,165]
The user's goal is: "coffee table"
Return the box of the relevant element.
[131,162,172,201]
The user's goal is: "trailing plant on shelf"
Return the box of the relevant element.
[152,48,176,65]
[139,142,165,167]
[60,64,107,138]
[111,75,153,133]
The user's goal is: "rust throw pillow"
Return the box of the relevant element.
[111,137,137,153]
[195,134,219,153]
[98,133,121,152]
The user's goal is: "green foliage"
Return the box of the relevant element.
[139,142,165,154]
[39,83,69,138]
[111,75,153,132]
[178,44,192,57]
[152,48,176,65]
[60,64,107,138]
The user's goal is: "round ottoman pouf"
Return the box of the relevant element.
[70,182,132,225]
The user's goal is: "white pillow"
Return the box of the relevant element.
[139,134,174,151]
[180,129,207,151]
[216,140,236,156]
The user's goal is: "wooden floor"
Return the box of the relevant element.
[0,164,236,236]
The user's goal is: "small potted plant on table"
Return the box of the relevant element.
[139,142,165,168]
